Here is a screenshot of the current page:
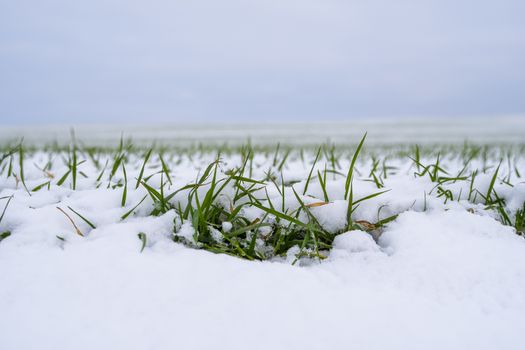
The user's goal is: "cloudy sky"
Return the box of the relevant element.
[1,0,524,124]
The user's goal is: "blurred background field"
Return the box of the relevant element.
[1,116,523,146]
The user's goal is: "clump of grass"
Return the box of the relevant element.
[167,134,393,263]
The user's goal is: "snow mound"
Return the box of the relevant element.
[331,230,381,257]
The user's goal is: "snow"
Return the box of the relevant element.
[1,210,524,349]
[1,117,525,146]
[331,229,380,255]
[1,146,525,349]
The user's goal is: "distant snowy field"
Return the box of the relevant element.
[1,120,525,350]
[2,116,524,145]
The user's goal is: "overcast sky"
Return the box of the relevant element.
[1,0,524,124]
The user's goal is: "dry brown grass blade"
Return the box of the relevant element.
[355,220,376,231]
[34,163,55,179]
[56,206,84,237]
[306,201,329,208]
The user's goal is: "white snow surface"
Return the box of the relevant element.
[2,210,525,350]
[1,148,525,349]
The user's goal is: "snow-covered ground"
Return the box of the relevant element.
[1,137,525,349]
[1,116,524,146]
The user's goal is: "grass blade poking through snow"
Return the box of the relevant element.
[0,195,14,241]
[303,146,321,195]
[18,143,31,196]
[317,167,329,202]
[135,148,152,189]
[345,133,366,230]
[137,232,147,253]
[159,153,173,186]
[56,207,84,237]
[121,162,128,207]
[71,145,78,190]
[345,133,366,200]
[121,195,148,220]
[484,164,500,205]
[0,195,14,224]
[66,206,96,229]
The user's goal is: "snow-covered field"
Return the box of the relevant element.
[1,133,525,349]
[2,116,524,146]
